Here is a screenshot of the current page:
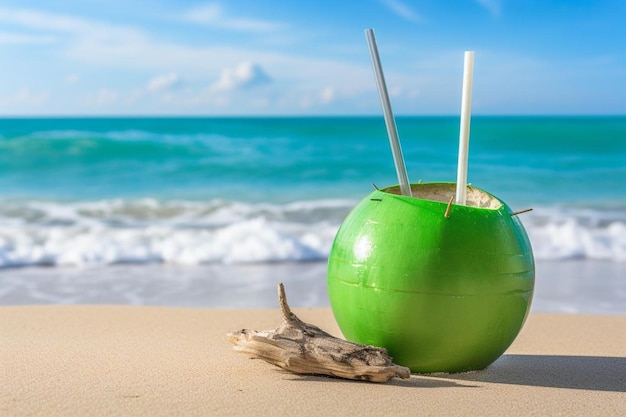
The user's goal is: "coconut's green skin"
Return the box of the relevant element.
[327,183,534,373]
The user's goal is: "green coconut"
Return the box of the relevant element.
[327,182,535,373]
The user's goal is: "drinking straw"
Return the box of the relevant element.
[455,51,475,206]
[365,28,412,197]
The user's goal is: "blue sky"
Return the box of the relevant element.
[0,0,624,116]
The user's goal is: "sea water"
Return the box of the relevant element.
[0,116,624,312]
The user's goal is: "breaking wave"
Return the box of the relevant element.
[0,198,352,268]
[0,199,625,268]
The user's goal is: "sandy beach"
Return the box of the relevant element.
[1,305,625,416]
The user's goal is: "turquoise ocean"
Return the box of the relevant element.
[1,117,625,312]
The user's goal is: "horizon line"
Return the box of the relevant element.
[1,113,624,119]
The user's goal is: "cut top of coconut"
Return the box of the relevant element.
[382,183,502,210]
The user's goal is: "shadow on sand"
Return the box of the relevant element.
[430,354,626,392]
[274,354,626,392]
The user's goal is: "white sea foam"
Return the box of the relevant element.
[524,206,626,262]
[0,199,351,268]
[0,199,625,268]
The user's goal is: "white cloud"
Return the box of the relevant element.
[389,86,402,97]
[87,88,118,106]
[0,6,370,94]
[320,87,335,104]
[475,0,502,17]
[147,73,182,92]
[0,7,85,32]
[0,6,393,114]
[0,6,139,41]
[182,3,284,32]
[296,86,336,109]
[212,61,271,92]
[64,73,80,84]
[380,0,423,23]
[0,6,149,58]
[0,30,56,44]
[0,89,48,106]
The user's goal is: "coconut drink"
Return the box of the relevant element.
[327,31,535,373]
[327,182,534,373]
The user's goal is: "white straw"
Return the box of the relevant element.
[365,28,412,197]
[455,51,475,206]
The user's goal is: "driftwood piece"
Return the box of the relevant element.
[227,283,410,383]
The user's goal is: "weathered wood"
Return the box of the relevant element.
[227,283,410,383]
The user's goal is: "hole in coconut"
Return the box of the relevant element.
[383,183,502,210]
